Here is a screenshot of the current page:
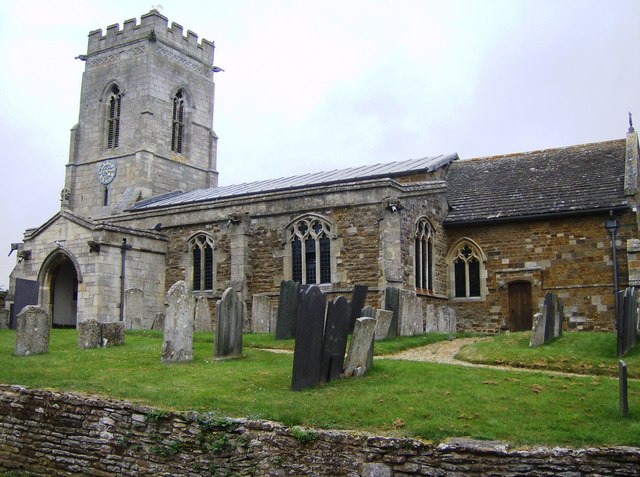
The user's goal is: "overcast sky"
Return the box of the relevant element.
[1,0,638,289]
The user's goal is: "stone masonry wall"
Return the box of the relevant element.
[0,385,638,476]
[447,213,634,333]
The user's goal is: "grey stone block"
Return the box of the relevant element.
[162,281,195,363]
[15,306,50,356]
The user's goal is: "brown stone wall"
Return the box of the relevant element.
[447,212,634,332]
[1,386,638,476]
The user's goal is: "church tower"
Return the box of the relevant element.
[63,9,219,218]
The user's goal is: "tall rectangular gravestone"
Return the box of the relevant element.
[348,285,368,333]
[291,286,326,391]
[161,281,195,363]
[344,317,377,377]
[15,306,50,356]
[321,296,351,383]
[384,287,400,338]
[543,292,555,343]
[214,287,243,359]
[275,280,300,339]
[194,296,212,332]
[374,309,393,341]
[124,288,144,330]
[529,313,546,348]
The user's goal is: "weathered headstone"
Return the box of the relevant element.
[102,322,125,347]
[620,360,629,418]
[361,305,375,318]
[321,296,351,383]
[0,309,9,329]
[399,290,422,336]
[194,296,212,332]
[275,280,300,339]
[151,312,165,331]
[554,299,564,338]
[214,287,243,359]
[543,292,555,343]
[291,286,326,391]
[15,306,50,356]
[384,287,400,338]
[161,281,195,363]
[78,319,102,349]
[344,317,377,378]
[251,294,272,333]
[619,287,638,357]
[529,312,546,348]
[374,309,393,341]
[349,285,368,332]
[124,288,144,330]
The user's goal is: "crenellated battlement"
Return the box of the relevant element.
[87,9,214,64]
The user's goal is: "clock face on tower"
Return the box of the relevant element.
[97,160,117,185]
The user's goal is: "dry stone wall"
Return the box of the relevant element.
[1,385,639,476]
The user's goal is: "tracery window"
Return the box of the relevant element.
[190,234,214,291]
[449,240,483,298]
[414,217,434,292]
[171,90,185,154]
[288,216,332,285]
[106,84,121,150]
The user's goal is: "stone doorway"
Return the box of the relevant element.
[508,281,532,332]
[40,251,79,328]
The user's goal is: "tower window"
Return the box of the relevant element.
[190,234,214,291]
[171,90,185,154]
[414,217,434,292]
[106,85,121,150]
[288,216,332,285]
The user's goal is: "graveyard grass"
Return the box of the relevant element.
[1,330,639,448]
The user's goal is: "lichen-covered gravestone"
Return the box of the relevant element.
[78,319,102,349]
[214,287,243,359]
[124,288,144,330]
[102,322,125,346]
[291,285,326,391]
[374,309,393,341]
[15,306,50,356]
[344,317,377,377]
[321,296,351,382]
[529,312,546,348]
[161,281,195,362]
[275,280,300,339]
[194,296,212,332]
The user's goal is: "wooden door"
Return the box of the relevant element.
[508,282,532,332]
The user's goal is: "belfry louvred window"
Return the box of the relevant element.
[106,85,121,149]
[289,217,332,285]
[190,234,214,291]
[171,90,185,153]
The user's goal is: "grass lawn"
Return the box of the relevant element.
[1,329,639,447]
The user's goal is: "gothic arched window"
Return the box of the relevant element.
[106,84,121,150]
[190,234,214,291]
[171,90,185,154]
[414,217,434,292]
[288,216,333,285]
[448,239,485,298]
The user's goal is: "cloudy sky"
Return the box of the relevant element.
[0,0,638,289]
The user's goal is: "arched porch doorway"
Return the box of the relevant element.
[39,250,80,328]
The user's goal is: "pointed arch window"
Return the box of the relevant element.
[449,240,484,298]
[106,84,121,150]
[190,234,214,291]
[171,90,185,154]
[288,216,332,285]
[414,217,434,292]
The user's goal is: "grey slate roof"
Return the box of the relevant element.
[131,153,457,210]
[444,139,628,225]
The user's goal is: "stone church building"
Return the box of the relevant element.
[7,10,640,334]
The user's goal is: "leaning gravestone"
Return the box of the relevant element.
[161,281,195,363]
[321,296,351,383]
[529,313,546,348]
[374,309,393,341]
[214,287,243,359]
[275,280,300,339]
[124,288,144,330]
[348,285,368,332]
[384,287,400,338]
[194,296,212,332]
[15,306,50,356]
[344,317,377,377]
[102,322,125,347]
[291,286,326,391]
[78,319,102,349]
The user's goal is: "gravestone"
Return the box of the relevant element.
[344,317,377,377]
[348,285,368,332]
[543,292,555,343]
[15,305,50,356]
[124,288,144,330]
[102,322,125,346]
[374,309,393,341]
[214,287,243,359]
[384,287,400,338]
[194,296,212,332]
[554,299,564,338]
[529,313,546,348]
[151,312,165,331]
[78,319,102,349]
[251,294,272,333]
[0,309,9,329]
[291,286,326,391]
[321,296,351,382]
[275,280,300,339]
[399,290,422,335]
[161,281,195,363]
[361,305,375,318]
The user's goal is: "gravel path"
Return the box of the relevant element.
[380,337,487,366]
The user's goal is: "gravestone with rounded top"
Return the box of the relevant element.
[291,285,326,391]
[214,287,243,359]
[162,281,195,362]
[15,305,50,356]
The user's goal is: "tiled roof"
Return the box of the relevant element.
[444,139,629,224]
[131,154,457,210]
